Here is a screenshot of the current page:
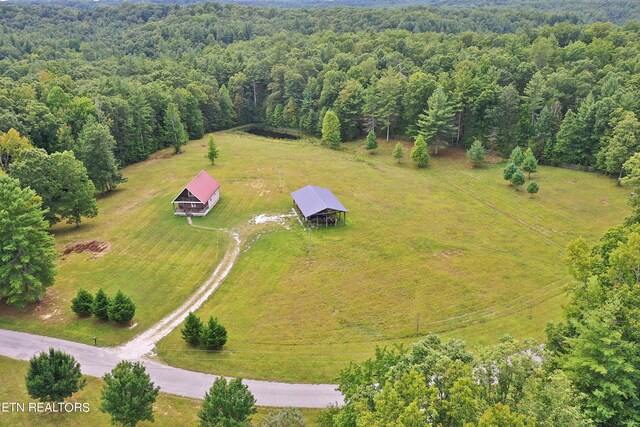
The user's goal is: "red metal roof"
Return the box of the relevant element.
[181,170,220,203]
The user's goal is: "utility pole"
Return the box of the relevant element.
[278,167,283,193]
[415,313,420,336]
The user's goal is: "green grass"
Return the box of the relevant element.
[0,130,629,383]
[153,133,628,383]
[0,356,323,426]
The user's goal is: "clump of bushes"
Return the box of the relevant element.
[181,312,227,350]
[71,288,136,324]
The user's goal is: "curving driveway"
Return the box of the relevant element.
[0,329,343,408]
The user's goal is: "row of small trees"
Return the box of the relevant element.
[25,348,259,426]
[504,146,540,196]
[71,288,136,324]
[181,312,228,350]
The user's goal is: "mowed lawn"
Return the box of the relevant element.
[0,356,324,426]
[153,131,629,383]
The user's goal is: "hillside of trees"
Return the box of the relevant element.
[2,2,640,178]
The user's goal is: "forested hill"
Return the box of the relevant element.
[2,1,640,181]
[6,0,640,23]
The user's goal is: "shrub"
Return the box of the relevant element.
[107,290,136,324]
[200,317,228,350]
[26,348,86,402]
[92,289,110,320]
[71,289,94,317]
[181,312,204,346]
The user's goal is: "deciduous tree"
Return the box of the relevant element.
[75,121,125,194]
[0,128,31,173]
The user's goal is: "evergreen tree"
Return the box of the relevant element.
[75,120,125,194]
[417,87,456,155]
[11,149,98,226]
[521,149,538,178]
[527,181,539,197]
[0,176,57,307]
[163,102,189,154]
[322,110,341,150]
[101,361,160,427]
[198,377,256,427]
[554,93,599,166]
[375,69,404,141]
[182,312,204,346]
[511,169,526,190]
[282,98,298,129]
[466,140,486,168]
[207,135,219,165]
[71,289,94,317]
[26,348,86,402]
[509,146,525,166]
[364,130,378,152]
[92,289,110,321]
[107,290,136,324]
[503,162,518,182]
[392,142,405,163]
[200,317,228,351]
[218,85,236,129]
[410,135,430,168]
[334,79,364,141]
[602,111,640,178]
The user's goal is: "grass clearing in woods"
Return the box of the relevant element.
[0,129,629,382]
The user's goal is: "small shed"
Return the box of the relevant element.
[291,185,348,226]
[172,170,220,217]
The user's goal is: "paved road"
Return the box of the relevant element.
[0,329,344,408]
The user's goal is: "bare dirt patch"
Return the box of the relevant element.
[60,240,111,260]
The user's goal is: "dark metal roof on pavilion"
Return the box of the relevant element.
[291,185,348,218]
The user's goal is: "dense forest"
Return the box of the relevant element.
[2,2,640,177]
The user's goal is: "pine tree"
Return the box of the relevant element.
[164,102,189,154]
[509,146,525,166]
[521,149,538,179]
[410,135,430,168]
[417,87,456,155]
[107,290,136,324]
[200,317,228,351]
[511,169,526,190]
[503,162,518,182]
[322,110,341,150]
[527,181,539,198]
[199,377,256,427]
[182,312,204,346]
[71,289,94,317]
[207,135,219,165]
[393,142,405,163]
[101,361,159,427]
[365,130,378,152]
[466,140,486,168]
[26,348,86,402]
[0,176,57,307]
[92,289,110,321]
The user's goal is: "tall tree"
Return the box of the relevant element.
[207,134,219,165]
[12,149,98,226]
[322,110,342,150]
[375,69,404,141]
[417,87,456,155]
[333,79,364,141]
[410,135,430,168]
[163,102,189,154]
[198,377,257,427]
[26,348,86,402]
[76,121,125,194]
[601,111,640,178]
[0,176,57,307]
[0,128,31,173]
[101,361,160,427]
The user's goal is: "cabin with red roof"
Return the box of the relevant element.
[172,170,221,216]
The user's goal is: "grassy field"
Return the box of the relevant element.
[0,356,323,427]
[0,128,629,383]
[152,131,628,383]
